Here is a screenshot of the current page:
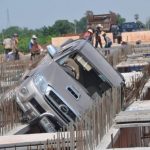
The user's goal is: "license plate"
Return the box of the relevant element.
[40,117,56,132]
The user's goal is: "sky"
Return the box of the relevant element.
[0,0,150,31]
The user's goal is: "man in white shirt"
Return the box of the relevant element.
[3,37,12,61]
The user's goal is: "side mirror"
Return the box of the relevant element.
[47,45,58,58]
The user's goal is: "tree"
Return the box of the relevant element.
[145,18,150,30]
[47,26,58,36]
[85,10,93,17]
[75,17,87,33]
[136,20,145,30]
[52,20,74,35]
[116,14,126,25]
[0,26,53,53]
[134,14,139,22]
[2,26,22,38]
[41,26,49,36]
[134,14,145,30]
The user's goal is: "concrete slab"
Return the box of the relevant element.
[0,132,58,148]
[108,148,150,150]
[126,100,150,111]
[115,100,150,128]
[5,124,30,135]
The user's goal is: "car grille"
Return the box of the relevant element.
[45,90,77,123]
[30,98,46,114]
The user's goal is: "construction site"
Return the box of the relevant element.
[1,14,150,149]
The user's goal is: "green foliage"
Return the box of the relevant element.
[75,17,87,33]
[0,11,93,54]
[0,45,4,54]
[38,35,51,45]
[136,20,145,29]
[52,20,74,35]
[116,14,126,25]
[18,36,30,53]
[0,26,53,53]
[2,26,22,38]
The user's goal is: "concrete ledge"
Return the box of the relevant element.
[5,124,30,135]
[0,132,58,148]
[108,148,150,150]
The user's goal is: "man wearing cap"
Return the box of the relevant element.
[95,24,103,48]
[83,28,94,45]
[29,35,41,60]
[3,36,12,61]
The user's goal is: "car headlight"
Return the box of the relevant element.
[33,73,47,93]
[20,87,29,95]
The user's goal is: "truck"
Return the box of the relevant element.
[15,39,124,133]
[86,11,122,43]
[86,11,117,32]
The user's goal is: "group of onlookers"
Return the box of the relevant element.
[83,24,112,48]
[2,25,112,61]
[2,34,42,61]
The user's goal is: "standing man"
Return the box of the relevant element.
[102,32,112,48]
[11,33,19,60]
[83,28,94,45]
[95,24,103,48]
[3,36,12,61]
[29,35,41,60]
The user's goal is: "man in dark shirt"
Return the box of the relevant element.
[95,24,103,48]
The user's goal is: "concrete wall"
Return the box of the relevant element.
[122,31,150,43]
[51,33,113,47]
[51,31,150,47]
[51,35,80,47]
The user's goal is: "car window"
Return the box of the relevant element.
[57,53,111,99]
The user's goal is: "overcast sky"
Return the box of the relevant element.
[0,0,150,31]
